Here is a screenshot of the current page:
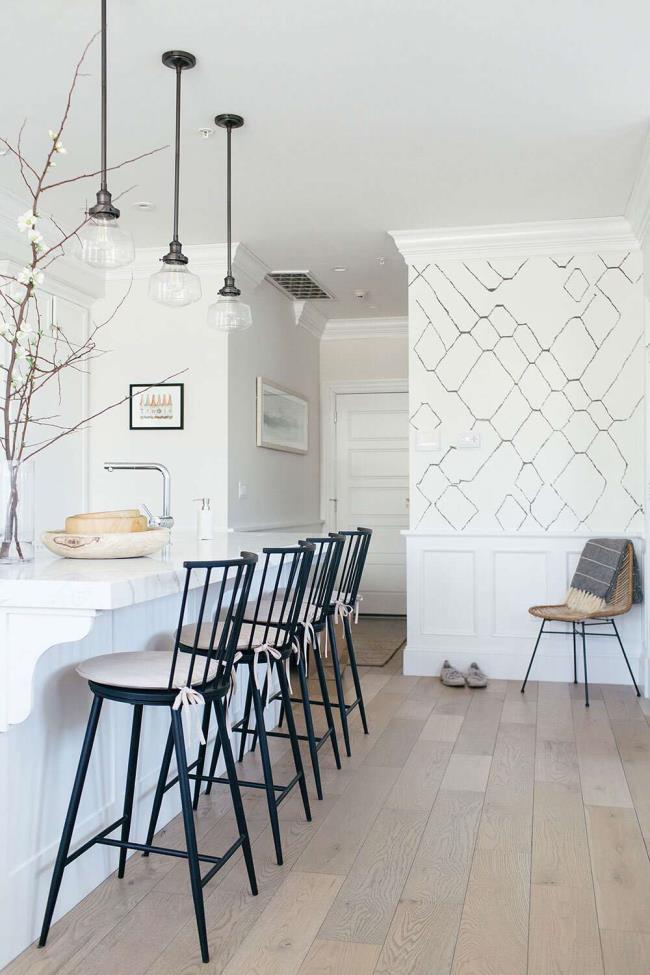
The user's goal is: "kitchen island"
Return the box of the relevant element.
[0,530,299,968]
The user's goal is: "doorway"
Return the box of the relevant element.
[322,381,409,616]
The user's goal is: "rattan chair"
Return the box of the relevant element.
[520,541,641,707]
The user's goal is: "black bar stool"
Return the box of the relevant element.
[39,553,258,965]
[147,542,315,867]
[323,527,372,756]
[249,534,345,799]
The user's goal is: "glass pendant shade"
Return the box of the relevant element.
[78,214,134,268]
[149,263,202,307]
[206,295,252,332]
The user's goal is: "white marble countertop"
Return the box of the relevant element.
[0,530,297,611]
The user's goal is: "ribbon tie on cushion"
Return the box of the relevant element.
[334,591,362,624]
[252,642,283,705]
[295,603,319,676]
[172,685,206,748]
[334,596,354,624]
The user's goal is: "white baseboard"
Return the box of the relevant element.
[403,645,646,694]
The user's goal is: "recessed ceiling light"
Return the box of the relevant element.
[0,148,8,157]
[199,127,214,139]
[332,266,347,272]
[132,201,155,211]
[377,257,386,265]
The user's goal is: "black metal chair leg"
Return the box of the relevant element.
[118,704,143,878]
[572,622,578,684]
[344,614,369,734]
[170,708,209,964]
[611,619,641,696]
[327,614,351,757]
[212,698,257,896]
[237,675,254,763]
[251,671,271,755]
[143,727,173,855]
[204,720,223,797]
[521,621,545,693]
[277,659,311,824]
[39,694,103,947]
[250,667,284,865]
[296,652,323,799]
[581,622,590,708]
[192,703,213,809]
[313,634,341,769]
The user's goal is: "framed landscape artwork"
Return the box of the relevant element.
[130,383,184,430]
[256,377,308,453]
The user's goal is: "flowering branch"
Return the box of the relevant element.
[0,37,172,558]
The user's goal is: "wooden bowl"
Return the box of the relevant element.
[64,510,148,534]
[41,528,170,559]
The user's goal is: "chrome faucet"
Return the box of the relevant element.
[103,461,174,529]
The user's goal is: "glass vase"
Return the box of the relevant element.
[0,460,34,563]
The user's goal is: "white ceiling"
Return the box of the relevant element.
[3,0,650,318]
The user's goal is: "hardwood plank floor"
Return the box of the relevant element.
[6,655,650,975]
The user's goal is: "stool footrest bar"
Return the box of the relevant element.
[64,816,127,865]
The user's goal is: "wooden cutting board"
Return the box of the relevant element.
[65,510,148,534]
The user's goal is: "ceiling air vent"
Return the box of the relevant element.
[266,271,333,300]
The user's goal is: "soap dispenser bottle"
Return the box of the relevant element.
[194,497,213,540]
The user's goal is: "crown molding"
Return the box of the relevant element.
[389,216,639,263]
[293,300,327,339]
[626,127,650,246]
[322,316,408,341]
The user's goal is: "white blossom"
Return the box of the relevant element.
[48,129,66,154]
[18,267,44,288]
[27,228,45,251]
[17,210,37,232]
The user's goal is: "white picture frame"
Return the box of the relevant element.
[256,377,308,454]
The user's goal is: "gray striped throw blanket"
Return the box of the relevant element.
[567,538,642,613]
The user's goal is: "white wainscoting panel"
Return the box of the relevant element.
[405,532,646,689]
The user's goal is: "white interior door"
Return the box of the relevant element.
[334,391,409,615]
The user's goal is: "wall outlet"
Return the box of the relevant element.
[458,431,481,449]
[238,481,248,500]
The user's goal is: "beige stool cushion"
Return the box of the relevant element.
[179,621,286,652]
[76,650,219,689]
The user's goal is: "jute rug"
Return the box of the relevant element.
[336,614,407,667]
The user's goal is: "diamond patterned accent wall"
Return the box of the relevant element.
[409,252,643,532]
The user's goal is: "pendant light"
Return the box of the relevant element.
[79,0,134,268]
[149,51,201,307]
[206,115,252,332]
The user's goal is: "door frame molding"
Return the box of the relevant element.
[320,378,409,530]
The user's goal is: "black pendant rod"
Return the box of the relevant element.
[215,114,244,295]
[100,0,107,191]
[226,123,232,277]
[172,64,182,243]
[161,51,196,264]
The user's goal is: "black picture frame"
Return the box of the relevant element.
[129,383,184,430]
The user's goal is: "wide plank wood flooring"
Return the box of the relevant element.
[6,651,650,975]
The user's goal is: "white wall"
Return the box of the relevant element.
[399,238,646,686]
[228,281,321,530]
[409,252,644,533]
[320,334,408,383]
[88,273,230,531]
[88,258,321,534]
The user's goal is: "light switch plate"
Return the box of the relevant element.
[415,429,441,451]
[238,481,248,500]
